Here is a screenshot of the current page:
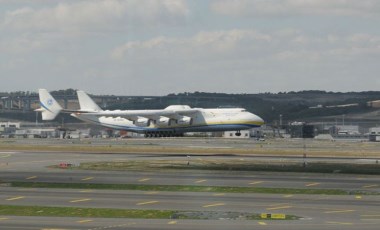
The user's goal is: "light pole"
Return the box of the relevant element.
[342,114,345,126]
[35,111,38,126]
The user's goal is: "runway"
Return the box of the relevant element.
[0,138,380,229]
[1,186,380,229]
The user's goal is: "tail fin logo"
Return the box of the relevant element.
[47,98,53,106]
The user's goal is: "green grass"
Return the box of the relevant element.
[10,181,366,195]
[0,205,299,220]
[76,160,380,175]
[0,205,176,219]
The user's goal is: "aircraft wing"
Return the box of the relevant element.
[79,109,199,120]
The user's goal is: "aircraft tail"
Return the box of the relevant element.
[36,89,63,120]
[77,90,102,112]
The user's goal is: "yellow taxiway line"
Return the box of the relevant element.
[81,177,94,181]
[266,205,292,211]
[77,219,93,223]
[324,209,355,214]
[6,196,25,201]
[26,176,37,180]
[305,182,320,187]
[136,201,159,206]
[70,198,91,203]
[203,203,225,208]
[249,181,263,185]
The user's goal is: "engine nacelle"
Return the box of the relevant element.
[157,117,172,127]
[177,116,193,126]
[134,118,151,127]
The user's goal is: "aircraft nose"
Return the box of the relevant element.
[251,114,264,126]
[255,115,265,125]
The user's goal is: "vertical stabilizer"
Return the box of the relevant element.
[37,89,62,120]
[77,91,102,112]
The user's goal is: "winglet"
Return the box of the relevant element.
[36,89,62,120]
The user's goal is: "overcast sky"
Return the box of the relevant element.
[1,0,380,95]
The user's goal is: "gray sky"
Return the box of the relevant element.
[1,0,380,95]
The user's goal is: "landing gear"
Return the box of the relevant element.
[144,131,184,138]
[235,131,241,137]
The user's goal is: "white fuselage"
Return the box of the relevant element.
[37,89,264,137]
[72,108,264,134]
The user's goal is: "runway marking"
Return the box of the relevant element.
[17,188,37,191]
[168,221,177,225]
[213,193,225,196]
[79,190,93,193]
[355,195,362,199]
[70,198,91,203]
[81,177,94,181]
[326,221,353,225]
[138,178,151,182]
[26,176,37,180]
[362,184,378,188]
[305,182,320,187]
[0,153,11,158]
[266,205,292,211]
[283,195,294,198]
[0,217,9,221]
[267,203,290,207]
[41,229,69,230]
[258,222,267,225]
[203,203,225,208]
[361,214,380,217]
[249,181,263,185]
[6,196,25,201]
[324,209,355,214]
[136,200,158,206]
[77,219,93,223]
[195,179,207,183]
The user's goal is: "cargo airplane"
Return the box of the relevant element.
[37,89,264,138]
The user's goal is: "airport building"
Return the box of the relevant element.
[369,127,380,142]
[0,121,20,129]
[288,122,315,138]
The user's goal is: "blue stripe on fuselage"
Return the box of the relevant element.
[85,120,259,133]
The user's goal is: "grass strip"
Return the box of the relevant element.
[0,205,176,219]
[0,205,298,220]
[76,160,380,175]
[1,142,380,157]
[10,181,362,195]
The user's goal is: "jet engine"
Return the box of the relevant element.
[177,116,193,125]
[157,117,172,127]
[134,118,151,127]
